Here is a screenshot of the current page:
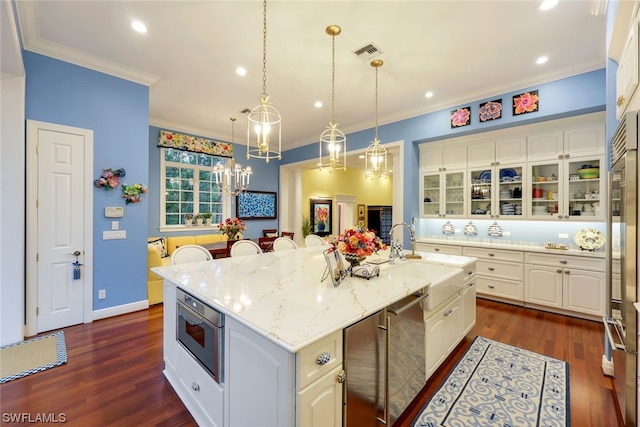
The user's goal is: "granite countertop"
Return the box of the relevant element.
[152,247,474,353]
[416,237,606,258]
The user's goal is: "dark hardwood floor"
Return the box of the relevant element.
[0,299,621,426]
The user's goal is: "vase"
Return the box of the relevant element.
[317,221,325,232]
[343,253,365,272]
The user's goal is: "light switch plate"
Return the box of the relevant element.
[105,207,124,218]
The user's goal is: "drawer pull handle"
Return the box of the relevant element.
[435,248,440,252]
[488,253,495,257]
[488,284,495,289]
[488,267,495,271]
[317,352,331,365]
[444,308,453,317]
[559,259,568,264]
[337,369,346,383]
[191,382,200,392]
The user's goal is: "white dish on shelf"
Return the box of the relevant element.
[573,228,605,250]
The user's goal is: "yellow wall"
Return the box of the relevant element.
[301,167,393,227]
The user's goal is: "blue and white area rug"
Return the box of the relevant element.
[413,336,569,427]
[0,331,67,384]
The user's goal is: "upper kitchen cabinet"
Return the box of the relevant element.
[467,136,526,168]
[526,124,604,162]
[421,170,466,218]
[611,2,640,119]
[420,142,467,172]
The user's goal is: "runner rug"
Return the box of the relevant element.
[413,336,569,427]
[0,331,67,384]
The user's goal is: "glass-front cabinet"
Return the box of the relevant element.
[421,170,466,218]
[469,164,525,219]
[528,156,604,220]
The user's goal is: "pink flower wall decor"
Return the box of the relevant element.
[512,90,539,115]
[450,107,471,128]
[479,99,503,122]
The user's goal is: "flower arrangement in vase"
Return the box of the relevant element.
[219,217,247,240]
[334,226,387,267]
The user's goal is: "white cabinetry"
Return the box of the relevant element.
[414,242,462,255]
[461,279,476,336]
[420,143,467,172]
[616,15,639,118]
[524,253,606,318]
[425,294,462,378]
[421,170,466,218]
[526,125,604,161]
[463,247,524,303]
[467,136,526,168]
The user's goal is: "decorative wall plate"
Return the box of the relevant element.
[488,221,503,237]
[464,221,477,236]
[442,220,455,234]
[573,228,605,251]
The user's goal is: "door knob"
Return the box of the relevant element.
[69,251,81,257]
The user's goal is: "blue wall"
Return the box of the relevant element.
[282,69,607,234]
[147,126,280,240]
[23,52,150,310]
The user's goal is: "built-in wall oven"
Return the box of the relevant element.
[176,288,224,384]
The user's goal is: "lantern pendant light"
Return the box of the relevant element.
[364,59,388,180]
[317,25,346,172]
[214,118,252,195]
[247,0,282,163]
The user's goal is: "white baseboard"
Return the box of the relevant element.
[601,354,615,377]
[92,300,149,321]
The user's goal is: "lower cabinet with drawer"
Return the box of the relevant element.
[463,247,524,304]
[524,252,606,318]
[415,242,463,255]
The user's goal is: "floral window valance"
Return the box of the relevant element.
[158,130,233,158]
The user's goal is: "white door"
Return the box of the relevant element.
[26,120,93,335]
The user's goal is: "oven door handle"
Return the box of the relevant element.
[602,316,626,351]
[178,304,204,327]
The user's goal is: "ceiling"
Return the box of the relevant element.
[7,1,606,152]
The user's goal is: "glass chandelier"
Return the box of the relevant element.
[247,0,282,163]
[214,117,252,195]
[365,59,388,180]
[318,25,346,172]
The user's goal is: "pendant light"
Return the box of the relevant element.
[317,25,346,172]
[247,0,281,163]
[365,59,388,180]
[214,118,252,195]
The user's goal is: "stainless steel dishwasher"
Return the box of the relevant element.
[344,290,427,426]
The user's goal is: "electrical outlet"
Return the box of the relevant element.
[98,289,106,299]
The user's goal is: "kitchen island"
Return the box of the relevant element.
[152,246,476,427]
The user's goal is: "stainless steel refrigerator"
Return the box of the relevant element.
[605,109,638,427]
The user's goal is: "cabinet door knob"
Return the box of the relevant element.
[617,95,625,106]
[564,215,569,219]
[556,268,562,273]
[444,308,453,316]
[558,154,563,160]
[316,352,331,365]
[337,369,346,383]
[564,154,570,159]
[191,382,200,392]
[564,270,570,274]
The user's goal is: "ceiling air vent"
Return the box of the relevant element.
[353,43,383,61]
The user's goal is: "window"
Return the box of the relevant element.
[160,148,229,228]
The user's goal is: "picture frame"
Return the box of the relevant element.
[236,190,277,220]
[310,198,332,236]
[322,246,347,287]
[357,204,365,220]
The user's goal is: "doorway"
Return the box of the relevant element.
[26,120,94,336]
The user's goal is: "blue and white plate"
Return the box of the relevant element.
[499,168,517,179]
[478,170,491,180]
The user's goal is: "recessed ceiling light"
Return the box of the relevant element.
[235,67,247,76]
[131,20,147,33]
[425,91,434,98]
[314,101,323,108]
[536,56,548,65]
[539,0,558,11]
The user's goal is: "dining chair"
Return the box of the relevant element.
[281,231,295,239]
[304,234,328,247]
[230,240,263,257]
[262,228,278,237]
[258,236,277,252]
[170,244,212,265]
[272,237,299,252]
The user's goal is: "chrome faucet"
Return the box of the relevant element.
[389,222,415,264]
